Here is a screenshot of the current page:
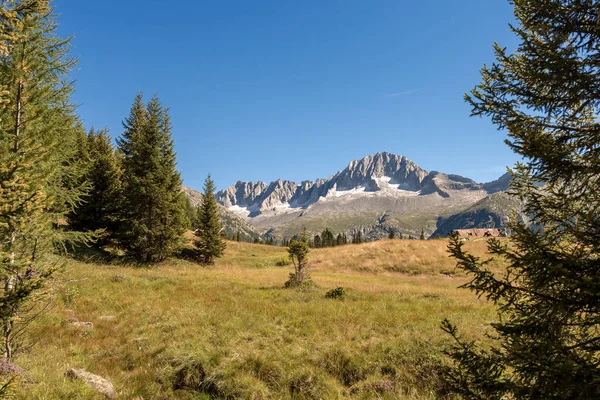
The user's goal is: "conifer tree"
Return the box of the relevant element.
[313,234,321,248]
[68,128,122,242]
[193,174,226,264]
[118,94,186,262]
[321,228,335,247]
[420,229,425,240]
[336,233,344,246]
[442,1,600,398]
[0,0,87,361]
[388,230,395,239]
[352,230,363,244]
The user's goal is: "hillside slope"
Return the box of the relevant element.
[431,192,523,238]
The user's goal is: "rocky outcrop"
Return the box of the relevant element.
[66,368,116,399]
[329,152,427,191]
[217,181,268,208]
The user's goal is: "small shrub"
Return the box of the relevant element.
[325,287,346,300]
[284,275,315,290]
[59,285,79,305]
[275,257,291,267]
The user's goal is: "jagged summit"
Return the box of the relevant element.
[214,152,497,218]
[189,152,515,240]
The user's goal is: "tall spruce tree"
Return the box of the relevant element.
[118,94,186,262]
[0,0,87,361]
[321,228,335,247]
[442,1,600,398]
[68,128,122,242]
[193,174,226,264]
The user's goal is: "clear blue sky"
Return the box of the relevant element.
[54,0,519,191]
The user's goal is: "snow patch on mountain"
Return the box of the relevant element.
[320,177,420,201]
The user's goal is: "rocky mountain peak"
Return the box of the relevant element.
[333,152,428,191]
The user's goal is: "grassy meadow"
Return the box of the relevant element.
[15,239,501,399]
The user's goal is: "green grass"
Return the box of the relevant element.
[13,239,498,399]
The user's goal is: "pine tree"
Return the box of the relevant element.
[68,128,122,242]
[420,229,425,240]
[388,230,395,239]
[321,228,335,247]
[193,174,226,264]
[118,94,186,262]
[352,230,363,244]
[336,233,344,246]
[442,1,600,398]
[313,234,321,248]
[0,0,88,361]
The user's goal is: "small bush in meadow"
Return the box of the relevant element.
[274,257,291,267]
[325,287,346,300]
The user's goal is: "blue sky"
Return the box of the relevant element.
[54,0,519,191]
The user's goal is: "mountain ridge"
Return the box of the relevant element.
[216,152,510,217]
[188,152,516,240]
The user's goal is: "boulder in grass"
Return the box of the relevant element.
[71,321,94,329]
[63,316,94,329]
[66,368,116,399]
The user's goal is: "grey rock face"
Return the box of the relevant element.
[216,181,268,208]
[330,152,427,191]
[483,172,512,194]
[259,179,299,211]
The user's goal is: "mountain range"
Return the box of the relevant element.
[186,152,520,241]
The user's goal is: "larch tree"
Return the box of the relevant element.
[442,1,600,399]
[118,94,186,263]
[193,174,226,264]
[285,229,310,287]
[0,0,88,361]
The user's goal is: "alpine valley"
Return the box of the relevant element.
[186,152,522,241]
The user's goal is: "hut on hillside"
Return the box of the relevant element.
[451,228,505,239]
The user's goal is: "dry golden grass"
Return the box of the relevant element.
[12,239,500,399]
